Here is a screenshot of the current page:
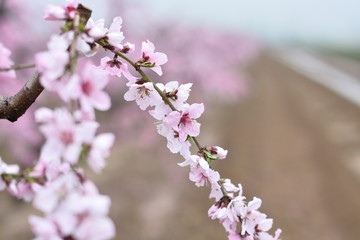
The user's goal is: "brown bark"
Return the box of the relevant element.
[0,71,43,122]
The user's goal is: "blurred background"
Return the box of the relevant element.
[1,0,360,239]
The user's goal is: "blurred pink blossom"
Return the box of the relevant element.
[43,0,78,21]
[0,42,15,78]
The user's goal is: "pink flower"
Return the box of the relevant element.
[31,173,115,240]
[57,74,80,100]
[36,107,99,164]
[207,146,228,159]
[254,218,274,239]
[106,16,125,49]
[64,31,98,57]
[0,158,19,175]
[33,172,79,213]
[87,133,115,174]
[44,0,78,21]
[68,18,107,57]
[240,197,262,219]
[61,62,111,114]
[63,191,112,216]
[124,81,162,110]
[222,219,240,237]
[209,179,241,201]
[240,236,254,240]
[242,213,274,239]
[140,40,168,76]
[156,81,192,109]
[208,189,246,226]
[78,64,111,112]
[228,231,241,240]
[240,197,264,236]
[208,196,232,220]
[178,154,209,169]
[0,157,20,191]
[86,18,108,40]
[149,102,172,121]
[7,180,34,202]
[223,180,241,194]
[52,192,112,236]
[35,35,69,90]
[228,195,246,222]
[0,42,15,78]
[156,123,191,159]
[164,103,204,142]
[30,160,71,183]
[258,229,281,240]
[119,42,135,54]
[44,5,67,20]
[29,215,62,240]
[273,229,282,240]
[209,182,223,200]
[99,56,136,81]
[182,155,221,187]
[189,167,208,187]
[71,16,126,56]
[74,216,115,240]
[189,167,219,187]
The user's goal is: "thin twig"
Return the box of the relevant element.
[0,63,36,72]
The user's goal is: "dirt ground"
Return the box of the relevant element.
[1,53,360,239]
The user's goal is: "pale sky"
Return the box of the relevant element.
[140,0,360,48]
[31,0,360,48]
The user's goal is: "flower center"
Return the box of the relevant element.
[137,86,150,99]
[106,59,122,69]
[180,113,191,125]
[81,81,92,95]
[166,90,178,100]
[141,52,150,62]
[60,131,73,145]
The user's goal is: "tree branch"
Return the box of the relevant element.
[0,63,35,72]
[0,71,43,122]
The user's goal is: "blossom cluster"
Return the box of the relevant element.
[0,1,281,239]
[29,164,115,240]
[1,156,115,240]
[1,1,116,239]
[0,0,254,166]
[89,3,281,240]
[113,62,281,239]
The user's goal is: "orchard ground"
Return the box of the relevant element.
[1,50,360,240]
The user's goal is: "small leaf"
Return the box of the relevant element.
[205,151,218,160]
[61,21,73,32]
[78,24,86,32]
